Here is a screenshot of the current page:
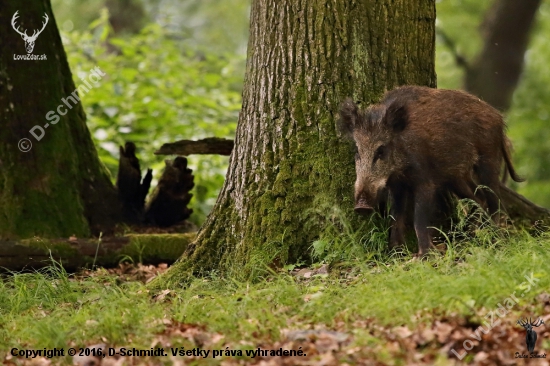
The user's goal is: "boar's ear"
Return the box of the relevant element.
[385,103,408,133]
[338,98,361,137]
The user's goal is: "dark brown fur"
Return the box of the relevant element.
[339,85,522,256]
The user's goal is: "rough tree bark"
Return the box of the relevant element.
[158,0,437,284]
[464,0,542,111]
[0,1,121,239]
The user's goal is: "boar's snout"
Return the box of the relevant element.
[354,204,374,215]
[354,193,374,215]
[354,179,388,215]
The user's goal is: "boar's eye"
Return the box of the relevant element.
[373,145,385,163]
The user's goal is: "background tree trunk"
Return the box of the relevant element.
[105,0,146,35]
[0,1,121,239]
[464,0,542,111]
[160,0,436,283]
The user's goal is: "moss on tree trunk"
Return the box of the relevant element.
[0,1,121,239]
[156,0,437,286]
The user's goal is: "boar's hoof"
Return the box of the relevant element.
[413,244,445,260]
[410,253,432,262]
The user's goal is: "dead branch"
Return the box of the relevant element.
[155,138,234,156]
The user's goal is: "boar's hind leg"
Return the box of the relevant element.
[413,184,438,257]
[477,161,503,224]
[388,187,408,251]
[452,179,485,208]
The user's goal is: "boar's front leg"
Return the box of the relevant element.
[413,183,437,257]
[388,186,408,251]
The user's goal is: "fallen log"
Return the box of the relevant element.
[500,183,550,226]
[0,233,196,272]
[155,138,234,156]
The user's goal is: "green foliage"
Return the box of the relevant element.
[147,0,251,55]
[51,0,105,32]
[61,13,243,223]
[52,0,251,55]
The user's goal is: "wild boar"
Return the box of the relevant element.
[338,85,523,256]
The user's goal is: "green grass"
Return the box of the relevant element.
[1,227,549,359]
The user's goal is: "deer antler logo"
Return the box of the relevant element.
[11,11,49,54]
[517,317,544,353]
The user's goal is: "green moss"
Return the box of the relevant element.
[123,233,195,262]
[27,238,81,258]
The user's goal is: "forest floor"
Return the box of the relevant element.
[2,229,550,365]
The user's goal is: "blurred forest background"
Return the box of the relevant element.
[50,0,550,225]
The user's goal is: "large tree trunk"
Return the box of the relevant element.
[464,0,542,111]
[159,0,436,283]
[0,1,121,239]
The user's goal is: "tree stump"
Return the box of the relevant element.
[145,157,194,227]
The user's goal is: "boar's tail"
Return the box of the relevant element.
[502,137,525,183]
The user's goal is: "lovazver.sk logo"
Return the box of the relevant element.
[11,10,48,60]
